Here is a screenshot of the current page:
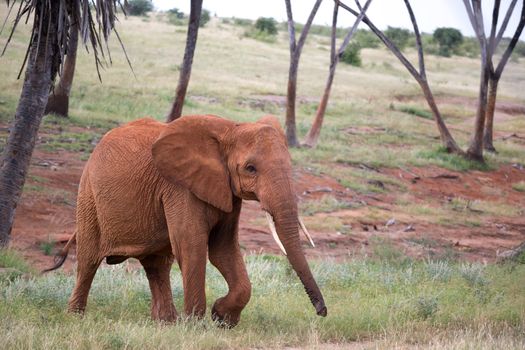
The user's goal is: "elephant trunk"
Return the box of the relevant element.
[261,174,327,317]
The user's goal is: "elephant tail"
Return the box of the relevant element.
[42,231,77,273]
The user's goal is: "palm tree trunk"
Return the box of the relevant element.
[483,76,499,152]
[167,0,202,122]
[0,9,58,247]
[45,17,78,118]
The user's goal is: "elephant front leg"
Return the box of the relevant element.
[178,240,208,318]
[208,230,252,328]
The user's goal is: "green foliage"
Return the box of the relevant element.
[384,26,412,51]
[167,8,184,19]
[233,17,253,26]
[512,40,525,58]
[300,195,355,216]
[200,9,211,27]
[0,249,34,281]
[254,17,278,35]
[340,42,362,67]
[126,0,153,16]
[417,147,493,171]
[512,181,525,192]
[398,105,433,120]
[433,27,464,57]
[244,18,279,43]
[354,29,381,48]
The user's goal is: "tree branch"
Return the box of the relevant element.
[337,0,372,57]
[284,0,296,54]
[296,0,323,57]
[495,0,518,48]
[403,0,426,79]
[494,0,525,78]
[488,0,501,58]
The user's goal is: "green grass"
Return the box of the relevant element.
[397,105,434,120]
[512,181,525,192]
[0,253,524,348]
[299,195,356,216]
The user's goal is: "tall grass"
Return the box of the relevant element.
[1,252,524,349]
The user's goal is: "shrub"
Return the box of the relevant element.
[340,42,362,67]
[384,26,412,51]
[200,9,211,27]
[126,0,153,16]
[354,29,380,48]
[433,27,463,57]
[254,17,278,35]
[167,8,184,19]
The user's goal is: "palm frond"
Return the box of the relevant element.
[1,0,129,81]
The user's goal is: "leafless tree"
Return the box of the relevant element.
[339,0,464,155]
[45,11,79,118]
[0,0,125,247]
[303,0,372,148]
[284,0,323,147]
[463,0,525,153]
[167,0,203,122]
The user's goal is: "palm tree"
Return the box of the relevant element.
[0,0,125,247]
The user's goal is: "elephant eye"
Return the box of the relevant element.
[245,164,257,174]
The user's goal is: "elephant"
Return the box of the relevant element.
[46,114,327,327]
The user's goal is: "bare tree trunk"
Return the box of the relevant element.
[167,0,203,122]
[45,17,79,118]
[303,0,371,148]
[483,76,499,152]
[284,0,323,147]
[0,7,59,247]
[465,0,490,162]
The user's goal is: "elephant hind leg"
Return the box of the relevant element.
[140,254,178,322]
[68,258,101,314]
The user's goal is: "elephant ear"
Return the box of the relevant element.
[257,115,287,146]
[152,115,235,212]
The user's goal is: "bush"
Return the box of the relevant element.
[340,42,362,67]
[254,17,278,35]
[433,27,463,57]
[126,0,153,16]
[354,29,380,48]
[457,37,479,58]
[384,26,412,51]
[200,9,211,27]
[167,8,184,19]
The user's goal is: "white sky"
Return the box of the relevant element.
[153,0,525,38]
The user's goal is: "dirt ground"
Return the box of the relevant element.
[4,123,525,272]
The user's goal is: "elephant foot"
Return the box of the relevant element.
[151,304,178,323]
[211,299,241,328]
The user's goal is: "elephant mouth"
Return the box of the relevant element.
[263,211,315,255]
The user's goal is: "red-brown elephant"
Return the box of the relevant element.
[48,115,327,327]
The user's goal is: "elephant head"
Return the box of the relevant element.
[151,115,327,317]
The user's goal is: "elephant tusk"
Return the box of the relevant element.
[264,212,287,255]
[298,216,315,248]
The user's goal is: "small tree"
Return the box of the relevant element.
[340,42,362,66]
[384,26,411,51]
[433,27,463,57]
[339,0,463,154]
[126,0,153,16]
[255,17,278,35]
[200,9,210,27]
[302,0,371,148]
[284,0,324,147]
